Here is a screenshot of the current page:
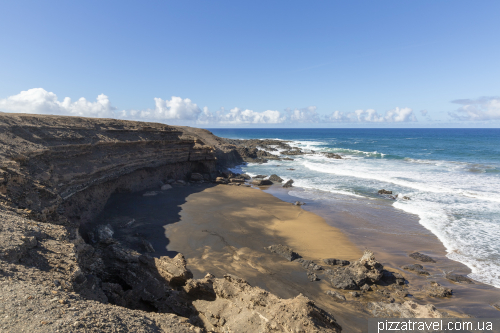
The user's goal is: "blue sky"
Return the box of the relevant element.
[1,0,499,127]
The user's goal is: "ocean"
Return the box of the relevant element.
[207,128,500,289]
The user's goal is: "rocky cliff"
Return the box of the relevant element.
[0,113,341,333]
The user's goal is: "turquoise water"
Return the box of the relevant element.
[208,128,500,288]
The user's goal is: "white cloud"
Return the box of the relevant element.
[121,96,201,121]
[450,97,500,121]
[0,88,116,118]
[327,107,416,123]
[211,107,285,124]
[286,106,320,123]
[0,88,420,125]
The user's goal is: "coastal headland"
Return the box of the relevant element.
[0,113,497,332]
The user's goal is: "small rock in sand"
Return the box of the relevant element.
[325,290,346,301]
[426,281,452,298]
[445,273,474,284]
[409,252,436,263]
[307,272,318,282]
[401,264,430,276]
[266,244,300,261]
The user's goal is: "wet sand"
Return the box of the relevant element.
[266,185,500,318]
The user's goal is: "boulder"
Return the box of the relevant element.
[253,175,268,179]
[402,196,411,200]
[161,184,173,190]
[325,250,384,290]
[426,281,452,298]
[215,177,228,184]
[269,174,284,183]
[229,178,245,183]
[378,189,392,195]
[445,273,474,284]
[266,244,300,261]
[154,253,193,287]
[379,270,406,286]
[307,271,319,282]
[323,153,342,159]
[240,173,251,180]
[190,173,204,181]
[283,179,294,188]
[401,264,430,276]
[251,179,273,186]
[96,224,114,242]
[409,252,436,263]
[323,258,350,266]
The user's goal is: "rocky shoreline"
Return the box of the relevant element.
[0,113,343,332]
[0,113,486,333]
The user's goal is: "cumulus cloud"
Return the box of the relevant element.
[121,96,201,121]
[0,88,419,125]
[0,88,116,118]
[449,97,500,121]
[286,106,320,123]
[327,107,416,123]
[199,107,286,124]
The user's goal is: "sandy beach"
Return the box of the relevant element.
[92,181,500,331]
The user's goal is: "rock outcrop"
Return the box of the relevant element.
[325,250,384,290]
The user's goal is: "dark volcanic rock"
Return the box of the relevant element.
[215,177,228,184]
[409,252,436,263]
[269,174,284,183]
[378,189,392,195]
[426,281,452,298]
[401,264,430,276]
[323,258,350,266]
[266,244,300,261]
[296,258,323,271]
[323,153,342,159]
[251,179,273,186]
[379,270,406,286]
[283,179,294,188]
[445,273,474,284]
[307,271,319,282]
[281,150,305,156]
[325,250,384,290]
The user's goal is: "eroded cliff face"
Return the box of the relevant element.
[0,113,215,225]
[0,113,341,333]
